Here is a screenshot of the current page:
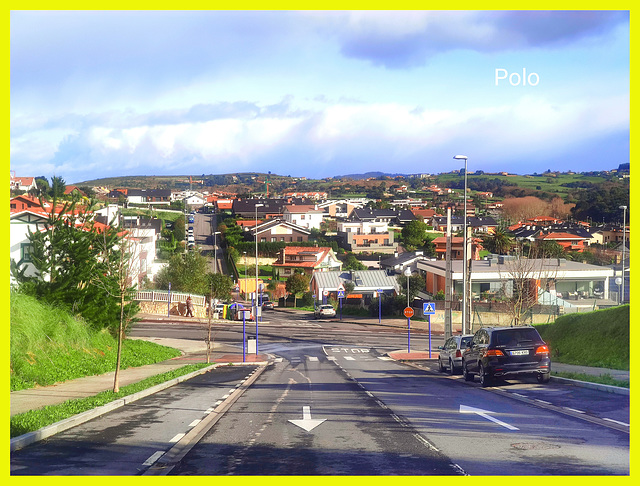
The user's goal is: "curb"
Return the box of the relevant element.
[550,375,629,396]
[11,362,227,452]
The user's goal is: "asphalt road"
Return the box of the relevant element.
[11,310,630,475]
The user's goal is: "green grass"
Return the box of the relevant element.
[551,371,629,388]
[536,305,629,370]
[10,364,210,437]
[10,292,181,391]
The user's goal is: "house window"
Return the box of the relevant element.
[271,237,277,242]
[297,237,303,242]
[20,243,33,262]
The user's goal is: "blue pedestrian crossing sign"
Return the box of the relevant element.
[337,290,345,299]
[423,302,436,315]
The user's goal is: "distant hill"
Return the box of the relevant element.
[331,171,408,180]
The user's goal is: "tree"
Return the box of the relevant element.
[285,272,309,308]
[343,253,367,270]
[397,273,425,305]
[154,251,211,295]
[401,220,429,251]
[207,272,234,302]
[482,228,514,255]
[12,197,132,333]
[50,175,66,199]
[496,243,558,326]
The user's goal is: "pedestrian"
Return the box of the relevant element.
[186,295,194,317]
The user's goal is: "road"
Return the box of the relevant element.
[11,310,630,475]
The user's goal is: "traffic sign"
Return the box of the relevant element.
[337,290,345,299]
[403,307,414,318]
[423,302,436,315]
[337,283,345,292]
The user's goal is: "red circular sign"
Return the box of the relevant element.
[403,307,414,318]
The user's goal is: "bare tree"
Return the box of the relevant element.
[496,243,558,326]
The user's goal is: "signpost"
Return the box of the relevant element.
[378,289,383,323]
[423,302,436,358]
[404,306,414,352]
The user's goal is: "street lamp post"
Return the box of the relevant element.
[619,205,627,305]
[453,155,469,333]
[404,267,412,353]
[254,203,264,354]
[213,231,221,273]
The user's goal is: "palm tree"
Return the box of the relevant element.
[484,228,514,255]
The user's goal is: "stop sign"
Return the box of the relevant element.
[403,306,414,318]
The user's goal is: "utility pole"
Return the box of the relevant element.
[444,206,452,340]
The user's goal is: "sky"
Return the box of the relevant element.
[10,10,630,184]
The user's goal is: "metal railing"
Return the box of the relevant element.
[135,290,206,307]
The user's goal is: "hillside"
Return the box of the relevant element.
[10,292,180,391]
[536,305,629,370]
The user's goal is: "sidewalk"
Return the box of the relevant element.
[10,338,268,418]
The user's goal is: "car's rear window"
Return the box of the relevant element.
[460,336,473,347]
[493,328,543,346]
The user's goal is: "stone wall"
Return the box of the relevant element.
[138,300,208,318]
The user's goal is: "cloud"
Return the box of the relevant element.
[316,11,628,68]
[11,91,627,182]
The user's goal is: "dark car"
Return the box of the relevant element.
[462,326,551,387]
[438,334,474,374]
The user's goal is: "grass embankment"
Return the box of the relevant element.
[10,291,211,437]
[10,291,182,391]
[536,305,629,387]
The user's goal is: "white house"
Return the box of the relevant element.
[282,204,325,230]
[10,209,49,282]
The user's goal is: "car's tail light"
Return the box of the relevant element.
[536,345,550,355]
[484,349,504,357]
[455,350,462,358]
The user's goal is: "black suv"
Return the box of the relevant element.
[462,326,551,387]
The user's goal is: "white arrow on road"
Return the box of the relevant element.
[459,405,519,431]
[289,406,327,432]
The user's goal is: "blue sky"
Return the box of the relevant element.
[10,10,630,184]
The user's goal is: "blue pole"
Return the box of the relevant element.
[407,317,411,353]
[340,297,343,320]
[378,292,382,324]
[242,312,246,362]
[428,315,432,358]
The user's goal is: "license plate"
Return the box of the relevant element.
[510,350,529,356]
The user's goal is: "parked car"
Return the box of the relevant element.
[438,334,474,374]
[462,326,551,387]
[261,300,274,310]
[314,304,336,318]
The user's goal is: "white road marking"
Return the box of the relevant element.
[535,399,551,405]
[288,406,327,432]
[170,433,185,443]
[460,405,519,431]
[604,418,630,427]
[378,356,393,361]
[189,419,201,427]
[564,407,586,414]
[142,451,165,466]
[308,356,319,362]
[327,356,337,361]
[344,356,356,361]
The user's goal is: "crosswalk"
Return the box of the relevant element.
[274,354,393,363]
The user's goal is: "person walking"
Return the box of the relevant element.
[186,295,194,317]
